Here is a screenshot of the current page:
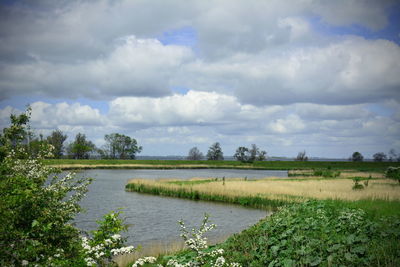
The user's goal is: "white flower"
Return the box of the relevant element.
[21,260,29,266]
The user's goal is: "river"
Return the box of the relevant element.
[74,169,287,246]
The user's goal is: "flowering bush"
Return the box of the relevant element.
[0,109,135,266]
[133,214,241,267]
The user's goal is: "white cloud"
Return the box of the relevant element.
[108,90,240,126]
[0,35,193,100]
[180,37,400,105]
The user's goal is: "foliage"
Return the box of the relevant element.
[352,177,365,190]
[134,214,240,267]
[222,200,400,266]
[81,211,135,266]
[233,144,267,163]
[295,150,308,161]
[47,130,68,159]
[187,147,204,160]
[101,133,142,159]
[312,169,341,178]
[67,133,96,159]
[0,109,136,266]
[351,151,364,162]
[207,142,224,161]
[373,152,387,162]
[386,166,400,184]
[0,107,31,160]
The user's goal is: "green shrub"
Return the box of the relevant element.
[313,169,341,178]
[222,200,400,266]
[386,167,400,184]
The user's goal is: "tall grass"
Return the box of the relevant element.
[126,178,400,205]
[125,179,294,210]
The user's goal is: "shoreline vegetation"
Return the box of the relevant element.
[122,171,400,266]
[45,159,400,171]
[45,157,400,266]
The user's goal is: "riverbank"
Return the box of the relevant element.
[123,176,400,266]
[45,159,400,171]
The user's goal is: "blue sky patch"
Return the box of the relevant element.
[159,26,197,48]
[310,3,400,44]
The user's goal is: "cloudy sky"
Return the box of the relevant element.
[1,0,400,158]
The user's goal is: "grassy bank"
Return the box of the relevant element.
[124,176,400,266]
[44,159,400,171]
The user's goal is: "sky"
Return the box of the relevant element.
[0,0,400,158]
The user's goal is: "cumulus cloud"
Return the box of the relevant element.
[0,36,193,100]
[181,37,400,105]
[0,0,399,157]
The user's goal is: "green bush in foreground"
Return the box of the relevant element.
[0,109,135,266]
[222,200,400,267]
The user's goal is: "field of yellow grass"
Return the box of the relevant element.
[127,177,400,201]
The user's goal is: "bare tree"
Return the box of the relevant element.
[295,150,308,161]
[187,147,204,160]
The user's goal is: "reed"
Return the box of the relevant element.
[125,179,295,210]
[126,177,400,206]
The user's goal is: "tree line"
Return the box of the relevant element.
[0,110,142,160]
[1,108,399,162]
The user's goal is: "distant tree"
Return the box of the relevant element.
[373,152,387,162]
[234,146,250,162]
[46,130,67,158]
[295,150,308,161]
[351,151,364,162]
[388,149,400,162]
[102,133,142,159]
[257,150,267,161]
[187,147,204,160]
[206,142,224,160]
[67,133,95,159]
[234,144,267,163]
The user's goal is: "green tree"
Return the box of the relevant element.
[234,146,250,162]
[47,130,67,158]
[102,133,142,159]
[373,152,387,162]
[206,142,224,160]
[0,107,31,160]
[67,133,95,159]
[351,151,364,162]
[234,144,266,163]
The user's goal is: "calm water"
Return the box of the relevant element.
[74,169,285,246]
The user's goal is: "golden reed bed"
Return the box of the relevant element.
[127,177,400,201]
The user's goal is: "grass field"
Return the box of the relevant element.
[44,158,400,172]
